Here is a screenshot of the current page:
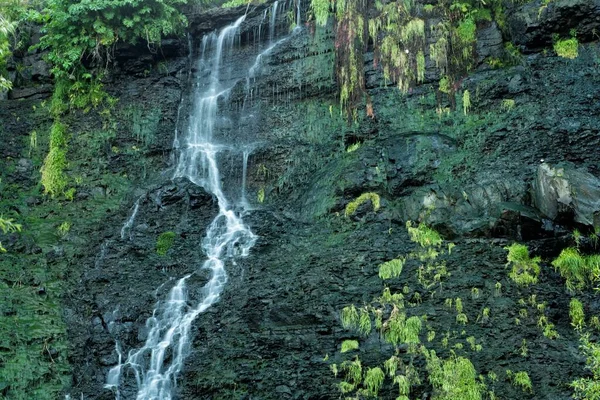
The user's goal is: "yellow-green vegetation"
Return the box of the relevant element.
[0,11,14,90]
[570,298,586,331]
[505,243,541,286]
[501,99,515,111]
[341,339,359,353]
[463,90,471,115]
[222,0,266,8]
[425,350,482,400]
[345,192,380,217]
[552,247,600,292]
[156,231,176,256]
[553,31,579,59]
[0,216,22,252]
[56,221,71,237]
[257,187,265,203]
[572,334,600,399]
[346,142,361,152]
[379,257,405,280]
[333,223,484,398]
[507,370,533,392]
[40,121,69,197]
[310,0,504,118]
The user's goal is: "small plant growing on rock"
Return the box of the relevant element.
[552,248,600,292]
[507,370,533,393]
[505,243,541,286]
[156,231,176,256]
[572,334,600,399]
[553,31,579,59]
[570,298,586,331]
[341,340,359,353]
[345,192,380,217]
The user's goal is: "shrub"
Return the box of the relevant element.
[505,243,541,286]
[570,298,585,330]
[572,335,600,400]
[551,247,600,292]
[554,36,578,59]
[156,231,176,256]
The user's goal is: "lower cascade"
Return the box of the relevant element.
[102,12,294,399]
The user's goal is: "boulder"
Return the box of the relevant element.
[532,162,600,229]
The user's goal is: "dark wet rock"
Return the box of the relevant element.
[532,162,600,229]
[507,0,600,51]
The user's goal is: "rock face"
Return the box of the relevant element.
[533,163,600,229]
[1,1,600,400]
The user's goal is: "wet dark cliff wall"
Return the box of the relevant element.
[1,0,600,399]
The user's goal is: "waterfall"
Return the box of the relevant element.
[104,10,297,399]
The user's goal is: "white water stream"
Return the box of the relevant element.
[104,8,297,399]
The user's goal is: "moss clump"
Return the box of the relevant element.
[505,243,541,286]
[40,121,68,197]
[345,192,380,217]
[156,231,176,256]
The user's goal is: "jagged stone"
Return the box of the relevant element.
[532,162,600,229]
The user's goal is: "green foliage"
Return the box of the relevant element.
[552,247,600,292]
[572,334,600,399]
[425,350,482,400]
[40,121,69,197]
[379,258,405,280]
[504,243,541,286]
[156,231,176,256]
[0,11,15,90]
[341,339,359,353]
[345,192,380,217]
[363,367,385,396]
[37,0,188,79]
[553,31,578,59]
[570,298,585,331]
[406,220,442,248]
[341,304,359,329]
[0,215,22,252]
[507,370,533,392]
[462,90,471,115]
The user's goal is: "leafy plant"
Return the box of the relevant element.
[572,334,600,399]
[505,243,541,286]
[570,298,586,331]
[553,30,578,59]
[341,339,359,353]
[552,247,600,292]
[507,370,533,393]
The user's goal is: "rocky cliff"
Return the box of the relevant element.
[1,0,600,399]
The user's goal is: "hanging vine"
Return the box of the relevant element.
[310,0,503,119]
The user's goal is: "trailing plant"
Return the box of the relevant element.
[507,370,533,393]
[504,243,541,286]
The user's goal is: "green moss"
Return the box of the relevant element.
[156,231,176,256]
[345,192,380,217]
[40,121,68,197]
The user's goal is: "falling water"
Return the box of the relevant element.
[120,198,140,240]
[269,1,279,43]
[103,10,305,399]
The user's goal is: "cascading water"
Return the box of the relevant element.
[105,7,298,399]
